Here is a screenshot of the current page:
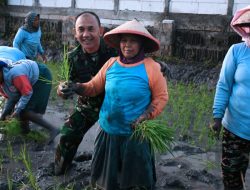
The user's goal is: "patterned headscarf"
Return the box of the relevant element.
[21,11,40,33]
[231,6,250,47]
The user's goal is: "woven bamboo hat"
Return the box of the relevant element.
[103,19,160,53]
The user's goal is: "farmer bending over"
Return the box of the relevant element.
[0,58,58,144]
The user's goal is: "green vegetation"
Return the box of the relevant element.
[132,120,174,154]
[131,81,215,153]
[7,170,13,190]
[19,145,40,190]
[163,82,215,150]
[60,45,70,82]
[0,118,21,136]
[0,118,48,143]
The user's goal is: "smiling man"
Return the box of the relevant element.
[54,11,117,175]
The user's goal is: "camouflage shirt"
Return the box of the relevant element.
[68,38,117,119]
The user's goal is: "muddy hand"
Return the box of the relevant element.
[59,82,83,99]
[210,118,222,140]
[57,81,75,99]
[131,114,147,129]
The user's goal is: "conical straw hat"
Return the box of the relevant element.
[104,19,160,53]
[232,10,250,26]
[231,6,250,38]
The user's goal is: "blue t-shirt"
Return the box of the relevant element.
[99,61,151,135]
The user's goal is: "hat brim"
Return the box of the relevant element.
[103,20,160,53]
[232,11,250,26]
[231,6,250,38]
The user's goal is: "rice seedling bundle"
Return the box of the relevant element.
[0,118,21,136]
[132,120,174,154]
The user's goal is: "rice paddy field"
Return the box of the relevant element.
[1,61,248,190]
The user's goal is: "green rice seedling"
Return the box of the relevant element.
[0,118,47,142]
[46,47,75,103]
[0,118,21,137]
[6,141,14,159]
[35,45,71,100]
[0,154,3,172]
[164,81,215,150]
[59,44,71,82]
[132,120,174,154]
[25,130,48,143]
[46,45,70,83]
[7,170,13,190]
[19,145,40,190]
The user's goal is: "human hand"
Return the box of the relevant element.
[57,81,74,99]
[131,115,147,129]
[57,81,82,99]
[210,118,222,139]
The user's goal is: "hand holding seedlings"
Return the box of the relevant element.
[58,81,83,99]
[131,114,147,129]
[210,118,222,140]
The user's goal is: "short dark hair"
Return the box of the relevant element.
[75,11,101,26]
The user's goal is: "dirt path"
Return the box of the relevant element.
[0,103,249,190]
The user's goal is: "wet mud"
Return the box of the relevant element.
[0,102,249,190]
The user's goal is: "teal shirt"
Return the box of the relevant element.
[99,61,151,135]
[213,42,250,140]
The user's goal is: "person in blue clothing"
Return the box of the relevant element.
[0,58,58,143]
[13,11,47,62]
[0,45,26,124]
[0,46,26,62]
[212,5,250,190]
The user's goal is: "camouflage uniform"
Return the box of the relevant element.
[55,39,117,175]
[222,128,250,190]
